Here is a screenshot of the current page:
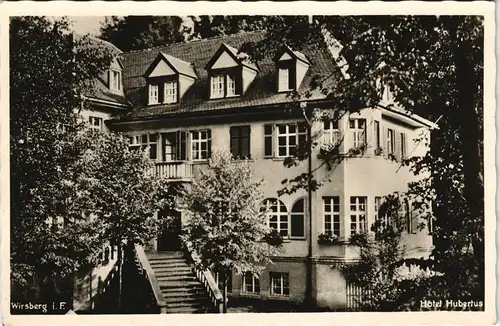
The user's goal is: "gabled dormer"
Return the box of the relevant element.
[99,56,124,94]
[205,43,258,99]
[143,52,197,105]
[274,45,310,92]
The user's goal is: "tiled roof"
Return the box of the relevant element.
[159,52,197,78]
[119,31,339,120]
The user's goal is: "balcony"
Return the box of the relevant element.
[152,161,193,181]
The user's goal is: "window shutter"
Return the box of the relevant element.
[207,129,212,158]
[241,126,251,159]
[401,133,407,158]
[289,65,296,90]
[235,69,243,95]
[264,124,274,158]
[230,126,238,158]
[177,131,188,161]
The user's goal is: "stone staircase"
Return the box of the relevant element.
[147,251,215,314]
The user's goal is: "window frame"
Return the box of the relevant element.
[110,69,122,91]
[349,196,367,235]
[128,134,158,160]
[163,80,178,104]
[270,272,290,297]
[322,119,341,145]
[88,116,103,133]
[276,123,306,158]
[349,118,367,149]
[190,129,211,161]
[261,198,289,238]
[387,128,396,155]
[149,84,159,105]
[242,272,260,295]
[323,196,341,237]
[278,68,290,92]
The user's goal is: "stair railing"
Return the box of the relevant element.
[134,244,168,313]
[183,242,224,313]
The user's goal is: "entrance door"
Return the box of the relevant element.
[157,209,182,251]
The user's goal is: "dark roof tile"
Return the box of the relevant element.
[119,31,338,120]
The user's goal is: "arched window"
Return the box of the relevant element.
[261,198,288,237]
[290,198,305,238]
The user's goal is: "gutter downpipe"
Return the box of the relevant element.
[301,101,314,310]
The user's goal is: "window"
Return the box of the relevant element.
[290,198,305,238]
[323,197,341,236]
[374,121,380,149]
[261,199,288,237]
[276,123,306,157]
[230,126,251,159]
[349,197,367,235]
[191,130,211,161]
[227,74,236,96]
[270,272,289,296]
[242,272,260,294]
[323,119,340,145]
[387,128,395,155]
[149,84,159,104]
[400,133,407,158]
[110,70,121,91]
[164,81,177,104]
[89,116,103,133]
[349,118,366,149]
[211,75,224,98]
[278,68,290,91]
[128,134,158,160]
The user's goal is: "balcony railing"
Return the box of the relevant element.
[151,161,193,181]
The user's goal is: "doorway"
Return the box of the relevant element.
[157,209,182,251]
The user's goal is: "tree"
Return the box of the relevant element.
[10,16,114,303]
[180,150,282,313]
[99,16,188,52]
[188,16,269,40]
[85,131,179,311]
[249,16,484,307]
[10,16,180,310]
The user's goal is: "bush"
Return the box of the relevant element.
[317,231,340,245]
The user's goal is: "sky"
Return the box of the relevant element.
[68,16,107,36]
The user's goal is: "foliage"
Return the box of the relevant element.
[251,16,484,306]
[188,16,269,40]
[10,16,114,292]
[181,149,282,311]
[340,195,408,311]
[181,149,281,274]
[10,17,180,304]
[317,231,340,245]
[263,229,284,248]
[84,131,180,247]
[348,232,369,247]
[99,16,188,51]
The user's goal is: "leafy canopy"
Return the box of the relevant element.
[181,150,281,276]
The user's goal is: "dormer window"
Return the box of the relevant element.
[211,75,225,98]
[144,52,197,106]
[110,69,122,91]
[275,45,310,93]
[149,84,159,104]
[227,74,236,96]
[164,81,178,104]
[206,43,258,99]
[278,68,290,92]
